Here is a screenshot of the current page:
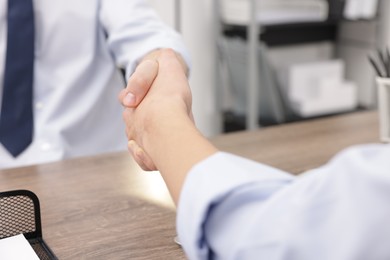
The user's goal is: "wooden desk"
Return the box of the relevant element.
[0,110,379,259]
[0,152,183,259]
[213,110,379,174]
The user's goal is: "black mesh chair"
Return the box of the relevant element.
[0,190,57,260]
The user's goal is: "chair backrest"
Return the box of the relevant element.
[0,190,42,240]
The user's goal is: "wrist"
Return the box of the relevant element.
[142,106,193,153]
[143,112,217,203]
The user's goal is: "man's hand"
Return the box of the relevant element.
[118,59,159,108]
[118,59,159,171]
[119,49,217,204]
[118,48,188,109]
[118,49,191,171]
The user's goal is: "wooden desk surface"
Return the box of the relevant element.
[212,110,379,174]
[0,110,379,259]
[0,152,183,259]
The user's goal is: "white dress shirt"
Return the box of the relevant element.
[178,144,390,259]
[0,0,189,169]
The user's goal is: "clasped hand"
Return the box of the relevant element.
[118,49,193,171]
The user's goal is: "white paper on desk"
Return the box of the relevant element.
[0,234,39,260]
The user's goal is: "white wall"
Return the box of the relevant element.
[146,0,175,27]
[147,0,219,137]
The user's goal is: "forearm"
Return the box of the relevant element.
[143,110,218,205]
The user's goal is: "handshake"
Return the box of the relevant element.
[118,49,218,203]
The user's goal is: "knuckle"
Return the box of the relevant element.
[118,89,126,103]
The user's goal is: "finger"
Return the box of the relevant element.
[128,140,157,171]
[128,140,148,170]
[133,143,157,171]
[128,140,147,169]
[118,88,128,106]
[120,60,159,108]
[122,109,134,140]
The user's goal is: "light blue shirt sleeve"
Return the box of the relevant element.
[177,144,390,260]
[99,0,191,78]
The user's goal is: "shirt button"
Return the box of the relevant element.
[36,102,44,110]
[40,142,52,151]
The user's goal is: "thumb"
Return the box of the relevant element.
[119,59,159,108]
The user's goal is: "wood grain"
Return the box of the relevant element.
[0,153,185,259]
[212,110,379,174]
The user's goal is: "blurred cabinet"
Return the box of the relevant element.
[214,0,379,132]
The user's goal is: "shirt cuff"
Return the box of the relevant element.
[176,152,294,259]
[124,37,191,79]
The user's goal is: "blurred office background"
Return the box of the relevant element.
[147,0,387,137]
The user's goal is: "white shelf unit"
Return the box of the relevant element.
[214,0,380,132]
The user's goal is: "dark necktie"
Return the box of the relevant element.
[0,0,35,157]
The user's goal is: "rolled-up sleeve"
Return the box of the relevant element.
[177,152,295,259]
[99,0,190,78]
[177,145,390,260]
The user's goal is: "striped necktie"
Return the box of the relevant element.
[0,0,35,157]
